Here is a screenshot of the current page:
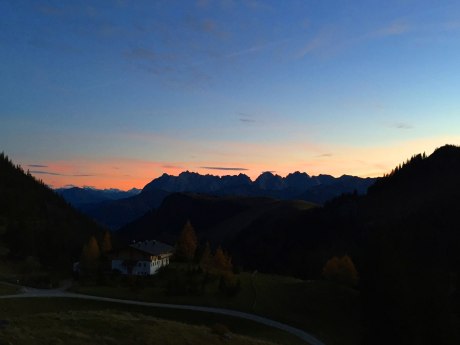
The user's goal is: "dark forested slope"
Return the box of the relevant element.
[0,153,102,270]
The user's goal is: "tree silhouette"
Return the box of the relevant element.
[80,236,100,276]
[322,255,359,287]
[175,220,198,261]
[213,246,233,272]
[101,230,112,255]
[199,241,213,270]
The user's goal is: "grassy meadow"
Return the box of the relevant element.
[0,298,304,345]
[0,282,20,295]
[0,309,281,345]
[73,269,361,345]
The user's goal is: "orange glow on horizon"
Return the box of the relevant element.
[24,137,460,190]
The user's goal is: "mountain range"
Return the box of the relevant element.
[61,171,376,229]
[116,145,460,344]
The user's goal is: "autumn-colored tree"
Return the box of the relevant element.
[101,230,112,255]
[322,255,359,287]
[199,241,213,270]
[218,271,241,296]
[175,221,198,261]
[80,236,100,276]
[213,246,233,272]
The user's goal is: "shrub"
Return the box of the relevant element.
[322,255,359,287]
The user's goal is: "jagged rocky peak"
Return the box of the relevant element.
[254,171,286,190]
[284,171,314,190]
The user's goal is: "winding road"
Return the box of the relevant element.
[0,284,325,345]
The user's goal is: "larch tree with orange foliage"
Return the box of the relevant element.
[101,230,112,255]
[199,241,213,270]
[213,246,233,272]
[80,235,100,276]
[175,220,198,261]
[322,255,359,287]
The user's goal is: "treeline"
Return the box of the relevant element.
[170,221,240,296]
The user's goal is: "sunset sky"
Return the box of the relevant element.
[2,0,460,190]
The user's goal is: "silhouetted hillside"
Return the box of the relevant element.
[118,193,316,273]
[0,153,103,270]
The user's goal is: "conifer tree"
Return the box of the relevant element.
[80,236,100,276]
[213,246,233,272]
[199,241,213,270]
[175,220,198,261]
[101,230,112,255]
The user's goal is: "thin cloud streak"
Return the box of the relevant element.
[388,122,414,130]
[162,164,183,169]
[373,22,411,37]
[239,118,256,123]
[225,39,288,59]
[124,47,156,61]
[30,170,63,176]
[200,166,249,171]
[28,164,48,168]
[29,170,95,177]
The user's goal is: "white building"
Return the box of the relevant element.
[111,240,174,275]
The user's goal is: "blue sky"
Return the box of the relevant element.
[1,0,460,189]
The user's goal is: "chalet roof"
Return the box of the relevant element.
[129,240,174,256]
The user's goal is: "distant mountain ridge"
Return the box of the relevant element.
[55,187,141,208]
[143,170,376,200]
[62,170,375,230]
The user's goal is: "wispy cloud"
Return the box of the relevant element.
[200,166,249,171]
[225,43,267,59]
[124,47,156,61]
[296,30,335,58]
[372,22,410,37]
[317,153,333,158]
[238,112,256,123]
[30,170,63,176]
[239,118,256,123]
[225,39,287,59]
[391,122,414,130]
[29,170,95,177]
[37,5,65,16]
[242,0,273,11]
[196,0,211,8]
[162,164,183,169]
[28,164,48,168]
[185,16,217,34]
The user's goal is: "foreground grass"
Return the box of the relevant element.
[73,271,361,345]
[0,308,280,345]
[0,298,305,345]
[0,282,20,295]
